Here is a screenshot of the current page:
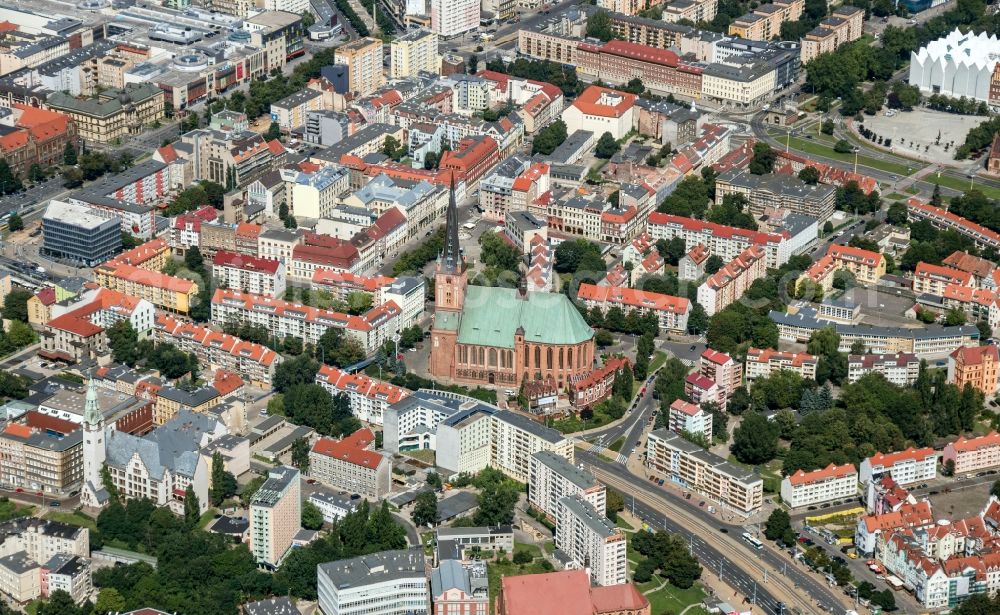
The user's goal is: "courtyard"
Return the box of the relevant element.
[858,108,987,166]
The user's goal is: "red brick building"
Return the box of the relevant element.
[497,570,650,615]
[576,40,703,99]
[439,135,500,189]
[0,104,77,178]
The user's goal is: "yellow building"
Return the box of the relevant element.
[46,83,164,145]
[728,0,804,40]
[94,238,196,314]
[797,243,885,296]
[334,37,385,96]
[800,6,865,63]
[154,385,220,426]
[26,289,57,328]
[390,29,439,79]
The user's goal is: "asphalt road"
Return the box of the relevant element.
[584,375,657,463]
[580,451,850,615]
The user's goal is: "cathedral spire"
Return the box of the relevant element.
[440,174,463,274]
[84,378,102,428]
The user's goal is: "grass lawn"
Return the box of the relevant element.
[513,542,542,558]
[543,541,555,553]
[928,173,1000,200]
[25,600,41,615]
[197,508,218,530]
[883,193,907,201]
[0,499,34,522]
[402,449,436,465]
[649,351,667,374]
[608,437,625,453]
[767,130,914,176]
[43,510,97,532]
[905,186,921,195]
[636,575,709,615]
[487,558,553,611]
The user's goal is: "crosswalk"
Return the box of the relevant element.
[587,439,629,464]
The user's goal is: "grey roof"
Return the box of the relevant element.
[702,60,774,82]
[650,429,761,486]
[273,88,323,110]
[77,160,167,203]
[436,525,512,539]
[532,451,597,490]
[251,466,299,508]
[243,597,297,615]
[437,539,461,562]
[387,276,425,296]
[47,83,162,118]
[259,228,303,243]
[318,547,426,589]
[0,551,37,574]
[770,307,980,340]
[781,212,818,235]
[314,123,399,163]
[309,491,361,512]
[438,491,479,520]
[106,410,222,480]
[156,385,219,407]
[352,174,440,214]
[494,410,565,444]
[507,210,544,232]
[560,495,616,538]
[209,515,249,535]
[720,169,835,200]
[44,554,86,577]
[388,485,433,507]
[430,559,469,597]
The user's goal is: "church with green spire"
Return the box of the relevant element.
[427,183,596,389]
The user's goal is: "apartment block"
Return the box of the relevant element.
[315,364,408,426]
[309,428,391,499]
[942,431,1000,476]
[491,410,573,484]
[210,288,401,354]
[907,197,1000,252]
[646,212,790,269]
[667,399,713,443]
[948,344,1000,395]
[391,29,439,78]
[646,429,763,515]
[780,463,858,509]
[270,89,323,132]
[698,349,742,398]
[847,353,919,386]
[555,495,627,587]
[334,37,385,96]
[744,347,818,383]
[800,6,864,63]
[250,466,301,569]
[211,251,286,298]
[684,373,724,412]
[0,423,82,496]
[576,283,691,333]
[529,450,605,520]
[859,447,938,486]
[715,168,836,222]
[154,314,282,388]
[697,245,768,316]
[800,244,886,295]
[663,0,718,23]
[94,248,198,316]
[517,29,579,65]
[728,0,804,40]
[913,262,974,297]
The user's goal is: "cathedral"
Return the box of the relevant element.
[428,188,596,389]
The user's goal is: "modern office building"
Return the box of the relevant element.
[250,466,301,569]
[318,547,429,615]
[41,200,121,267]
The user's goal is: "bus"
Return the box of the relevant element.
[742,532,764,551]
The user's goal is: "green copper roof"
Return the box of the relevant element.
[456,286,593,348]
[434,311,460,331]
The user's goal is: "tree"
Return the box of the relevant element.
[1,289,31,323]
[705,254,724,275]
[183,490,200,527]
[106,320,139,366]
[946,307,968,326]
[798,166,820,185]
[184,246,204,274]
[426,471,442,490]
[886,201,908,225]
[63,142,78,166]
[94,587,127,614]
[595,329,615,348]
[467,53,478,74]
[585,10,615,41]
[872,589,896,611]
[930,182,942,206]
[764,509,791,541]
[807,327,840,357]
[0,160,21,195]
[210,451,230,506]
[302,501,324,530]
[823,220,834,235]
[273,355,320,393]
[833,139,853,154]
[240,475,266,507]
[748,142,775,175]
[7,213,23,232]
[412,491,439,527]
[821,119,834,135]
[291,437,310,472]
[532,120,568,155]
[512,549,533,564]
[731,412,780,464]
[991,479,1000,499]
[662,236,687,266]
[265,121,281,142]
[594,132,620,159]
[37,590,77,615]
[687,302,708,335]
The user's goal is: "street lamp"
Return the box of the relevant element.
[853,147,860,175]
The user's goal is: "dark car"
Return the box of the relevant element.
[719,527,728,533]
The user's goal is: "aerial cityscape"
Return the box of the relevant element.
[1,0,1000,612]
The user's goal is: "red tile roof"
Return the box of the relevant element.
[22,411,78,435]
[311,430,385,469]
[317,364,409,405]
[745,347,817,367]
[947,431,1000,454]
[35,287,56,306]
[866,446,937,468]
[570,85,637,119]
[212,250,280,274]
[589,584,649,613]
[499,570,593,615]
[787,463,857,486]
[576,283,690,315]
[701,348,733,366]
[647,212,788,245]
[914,261,972,286]
[950,344,999,366]
[828,243,882,267]
[669,399,701,417]
[212,369,245,397]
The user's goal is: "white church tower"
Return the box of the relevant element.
[81,378,109,508]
